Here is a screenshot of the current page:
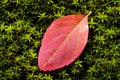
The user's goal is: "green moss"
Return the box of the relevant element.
[0,0,120,80]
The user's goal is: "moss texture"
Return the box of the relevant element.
[0,0,120,80]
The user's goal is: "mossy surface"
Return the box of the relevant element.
[0,0,120,80]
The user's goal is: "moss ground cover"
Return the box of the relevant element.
[0,0,120,80]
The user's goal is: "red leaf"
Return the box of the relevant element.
[38,12,91,71]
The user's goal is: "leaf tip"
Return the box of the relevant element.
[88,11,92,16]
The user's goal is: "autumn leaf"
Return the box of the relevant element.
[38,12,91,71]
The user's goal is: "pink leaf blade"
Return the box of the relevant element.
[38,12,91,71]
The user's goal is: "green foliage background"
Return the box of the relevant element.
[0,0,120,80]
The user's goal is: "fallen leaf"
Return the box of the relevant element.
[38,12,91,71]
